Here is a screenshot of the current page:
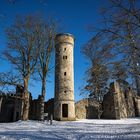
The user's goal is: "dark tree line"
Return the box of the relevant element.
[82,0,140,101]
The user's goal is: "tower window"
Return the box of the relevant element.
[64,48,66,51]
[64,72,66,76]
[63,56,67,59]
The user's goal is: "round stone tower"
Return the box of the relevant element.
[54,33,75,121]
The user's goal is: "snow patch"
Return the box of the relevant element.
[0,118,140,140]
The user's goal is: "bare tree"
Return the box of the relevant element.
[82,34,113,101]
[112,61,128,80]
[0,71,22,93]
[101,0,140,95]
[4,15,42,120]
[0,71,21,86]
[85,0,140,95]
[36,19,57,121]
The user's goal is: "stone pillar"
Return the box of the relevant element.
[114,81,128,119]
[54,33,75,121]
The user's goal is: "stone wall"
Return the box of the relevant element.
[0,91,54,122]
[75,98,101,119]
[102,80,136,119]
[29,95,43,120]
[30,98,55,120]
[0,94,23,122]
[102,90,118,119]
[44,98,54,117]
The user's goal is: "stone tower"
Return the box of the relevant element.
[54,33,75,121]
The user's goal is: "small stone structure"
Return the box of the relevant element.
[54,33,75,121]
[75,80,140,120]
[102,80,140,119]
[0,90,23,122]
[0,86,48,122]
[75,98,101,119]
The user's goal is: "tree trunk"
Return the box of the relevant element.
[22,77,30,121]
[39,75,46,121]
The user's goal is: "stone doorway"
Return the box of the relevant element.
[62,104,68,117]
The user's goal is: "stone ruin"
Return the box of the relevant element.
[102,80,140,119]
[74,80,140,120]
[1,80,140,122]
[0,86,23,122]
[0,85,53,122]
[75,98,101,119]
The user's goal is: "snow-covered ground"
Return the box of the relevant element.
[0,118,140,140]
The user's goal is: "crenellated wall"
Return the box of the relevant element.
[0,93,23,122]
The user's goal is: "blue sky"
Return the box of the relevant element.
[0,0,106,101]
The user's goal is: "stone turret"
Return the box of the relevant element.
[54,33,75,121]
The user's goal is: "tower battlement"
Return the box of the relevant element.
[55,33,74,46]
[0,93,23,100]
